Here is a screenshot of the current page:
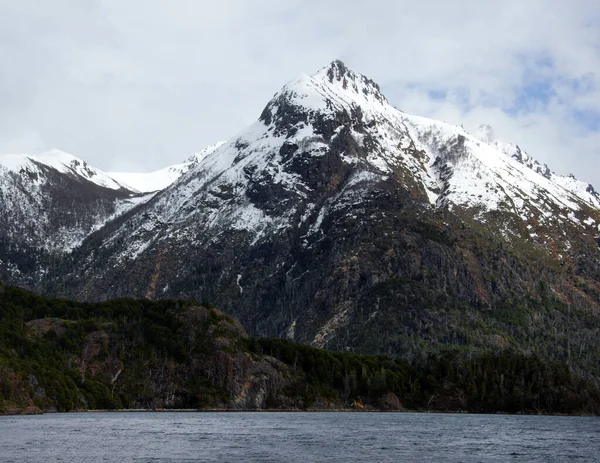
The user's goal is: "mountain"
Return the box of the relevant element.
[0,149,130,190]
[108,142,226,193]
[2,61,600,384]
[0,145,215,287]
[0,149,153,289]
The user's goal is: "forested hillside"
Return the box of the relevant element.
[1,282,598,415]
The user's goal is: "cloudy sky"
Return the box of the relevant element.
[1,1,599,184]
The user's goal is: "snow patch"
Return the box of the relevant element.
[236,274,243,295]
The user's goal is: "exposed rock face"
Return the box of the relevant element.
[1,62,600,380]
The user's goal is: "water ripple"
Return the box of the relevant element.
[0,412,598,462]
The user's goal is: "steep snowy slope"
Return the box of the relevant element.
[108,142,225,192]
[410,117,600,226]
[474,126,600,210]
[0,149,129,190]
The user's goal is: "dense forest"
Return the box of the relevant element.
[1,282,599,415]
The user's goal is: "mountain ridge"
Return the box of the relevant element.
[1,60,599,386]
[107,141,226,193]
[0,143,227,195]
[0,149,131,191]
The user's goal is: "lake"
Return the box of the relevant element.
[0,412,598,462]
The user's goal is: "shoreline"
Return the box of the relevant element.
[2,407,597,417]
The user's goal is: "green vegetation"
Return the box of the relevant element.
[325,275,600,387]
[1,282,599,415]
[0,283,233,412]
[257,338,600,414]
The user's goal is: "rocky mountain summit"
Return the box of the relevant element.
[1,61,599,381]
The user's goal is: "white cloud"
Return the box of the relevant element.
[0,0,598,184]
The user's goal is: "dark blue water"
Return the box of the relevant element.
[0,412,598,462]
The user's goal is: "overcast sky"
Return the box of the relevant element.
[1,1,599,185]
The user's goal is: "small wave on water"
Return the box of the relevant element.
[0,412,599,462]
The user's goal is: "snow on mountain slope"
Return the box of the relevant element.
[0,142,233,259]
[551,175,600,210]
[259,61,600,228]
[0,149,157,254]
[474,126,600,210]
[264,62,600,225]
[108,164,191,193]
[108,142,226,193]
[0,149,129,190]
[0,143,227,195]
[101,124,305,259]
[90,60,600,265]
[191,141,227,164]
[4,60,598,267]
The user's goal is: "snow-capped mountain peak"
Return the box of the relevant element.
[314,59,387,105]
[260,60,389,130]
[239,63,600,235]
[2,62,599,267]
[0,149,129,190]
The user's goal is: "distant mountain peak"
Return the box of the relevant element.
[0,149,130,191]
